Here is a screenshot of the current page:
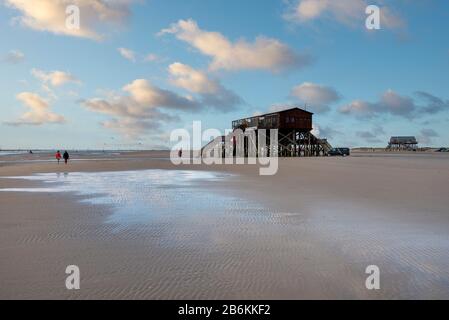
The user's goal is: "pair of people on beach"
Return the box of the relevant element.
[55,151,69,164]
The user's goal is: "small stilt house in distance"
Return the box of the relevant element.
[387,136,418,151]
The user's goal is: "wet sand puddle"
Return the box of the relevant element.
[2,170,315,299]
[1,170,449,299]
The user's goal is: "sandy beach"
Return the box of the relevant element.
[1,151,449,299]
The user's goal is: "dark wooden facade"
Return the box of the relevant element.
[228,107,331,157]
[232,107,313,131]
[387,136,418,151]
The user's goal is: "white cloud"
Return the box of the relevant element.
[31,68,81,87]
[5,0,136,40]
[117,47,136,62]
[284,0,404,30]
[82,79,200,138]
[311,123,320,137]
[290,82,340,113]
[144,53,159,62]
[169,62,218,94]
[340,90,415,118]
[82,75,241,137]
[160,19,311,72]
[340,99,373,117]
[5,92,66,126]
[168,62,243,110]
[3,49,25,64]
[122,79,200,111]
[118,50,164,63]
[293,0,330,21]
[380,90,415,115]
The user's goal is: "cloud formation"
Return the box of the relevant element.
[117,47,136,62]
[169,63,218,94]
[122,79,200,111]
[290,82,340,113]
[415,91,449,114]
[31,68,81,87]
[5,92,66,126]
[284,0,404,30]
[117,48,164,63]
[356,125,385,143]
[101,118,165,139]
[313,125,342,139]
[82,79,200,138]
[421,128,439,138]
[340,90,416,118]
[418,128,439,145]
[268,104,297,113]
[160,19,311,72]
[5,0,135,40]
[3,50,25,64]
[168,62,242,110]
[144,53,159,62]
[340,90,448,119]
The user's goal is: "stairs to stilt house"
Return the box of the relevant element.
[315,136,333,155]
[201,135,226,158]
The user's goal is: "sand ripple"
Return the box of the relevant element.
[1,169,449,299]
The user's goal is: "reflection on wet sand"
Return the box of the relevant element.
[1,153,449,299]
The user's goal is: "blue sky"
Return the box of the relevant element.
[0,0,448,150]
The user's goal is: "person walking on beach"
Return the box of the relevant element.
[63,151,69,164]
[178,148,182,158]
[55,150,62,164]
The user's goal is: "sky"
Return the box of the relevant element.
[0,0,448,150]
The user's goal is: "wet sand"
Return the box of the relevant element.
[1,151,449,299]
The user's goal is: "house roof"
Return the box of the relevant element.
[389,136,418,144]
[259,107,314,117]
[233,107,313,123]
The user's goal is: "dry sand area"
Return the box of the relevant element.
[1,151,449,299]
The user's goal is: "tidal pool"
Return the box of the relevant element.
[0,170,270,229]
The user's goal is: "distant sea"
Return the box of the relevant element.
[0,151,28,156]
[0,150,139,157]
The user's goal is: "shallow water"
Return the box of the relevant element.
[0,151,28,156]
[2,169,449,299]
[0,170,244,225]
